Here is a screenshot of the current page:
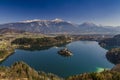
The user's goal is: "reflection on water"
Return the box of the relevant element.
[16,42,69,51]
[0,41,114,77]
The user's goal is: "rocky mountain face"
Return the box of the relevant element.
[0,19,119,34]
[78,22,116,34]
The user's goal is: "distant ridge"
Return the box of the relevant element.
[0,28,25,34]
[0,19,119,34]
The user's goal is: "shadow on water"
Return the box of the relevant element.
[0,42,69,65]
[16,42,69,51]
[0,41,114,77]
[100,46,119,50]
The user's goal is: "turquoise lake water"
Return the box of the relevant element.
[0,41,114,77]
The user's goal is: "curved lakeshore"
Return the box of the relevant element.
[0,49,14,62]
[0,41,15,62]
[1,34,120,79]
[0,61,119,80]
[0,40,114,77]
[0,35,72,62]
[11,36,72,50]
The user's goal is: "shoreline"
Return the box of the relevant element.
[0,36,72,62]
[0,48,15,62]
[0,35,119,79]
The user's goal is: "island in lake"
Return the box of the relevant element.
[0,31,119,80]
[0,24,120,80]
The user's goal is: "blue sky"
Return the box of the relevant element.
[0,0,120,26]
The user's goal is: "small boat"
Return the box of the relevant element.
[58,48,72,56]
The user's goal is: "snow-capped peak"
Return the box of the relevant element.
[81,22,97,26]
[21,19,41,23]
[52,18,64,22]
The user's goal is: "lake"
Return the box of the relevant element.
[0,41,114,77]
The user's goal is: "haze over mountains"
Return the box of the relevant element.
[0,19,119,34]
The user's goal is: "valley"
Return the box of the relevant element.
[1,0,120,79]
[0,31,119,80]
[0,21,120,80]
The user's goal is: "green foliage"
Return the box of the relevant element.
[106,48,120,64]
[67,70,120,80]
[11,36,71,50]
[0,61,63,80]
[99,34,120,47]
[0,48,14,61]
[1,61,120,80]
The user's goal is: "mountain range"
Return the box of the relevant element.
[0,18,119,34]
[0,28,25,34]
